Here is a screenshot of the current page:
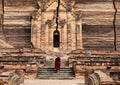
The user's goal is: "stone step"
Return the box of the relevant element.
[38,69,74,73]
[37,76,74,80]
[39,66,72,69]
[38,72,74,75]
[38,67,73,71]
[38,75,74,78]
[38,73,74,77]
[37,74,74,79]
[37,58,75,79]
[37,66,75,79]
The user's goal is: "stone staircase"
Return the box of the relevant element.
[37,59,75,79]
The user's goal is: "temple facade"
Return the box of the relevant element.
[0,0,120,51]
[31,0,82,51]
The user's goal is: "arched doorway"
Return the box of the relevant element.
[53,30,60,47]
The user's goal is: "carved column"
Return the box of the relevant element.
[60,27,63,47]
[46,14,55,50]
[49,27,52,47]
[31,20,38,48]
[59,19,66,49]
[31,0,49,49]
[47,21,53,49]
[76,18,83,49]
[37,0,48,50]
[79,19,83,49]
[73,10,83,49]
[31,11,41,48]
[67,12,72,50]
[40,12,46,50]
[64,0,75,50]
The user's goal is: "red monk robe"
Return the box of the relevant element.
[55,57,61,72]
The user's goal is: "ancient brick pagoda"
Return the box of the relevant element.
[0,0,120,85]
[0,0,120,51]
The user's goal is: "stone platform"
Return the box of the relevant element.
[21,79,85,85]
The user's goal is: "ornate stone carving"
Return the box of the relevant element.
[46,19,54,28]
[32,10,41,20]
[37,0,49,12]
[62,0,75,11]
[46,18,66,29]
[46,11,56,28]
[73,11,82,21]
[31,0,83,51]
[59,19,66,28]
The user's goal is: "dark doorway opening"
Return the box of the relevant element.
[53,30,60,47]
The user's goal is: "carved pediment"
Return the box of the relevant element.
[46,1,66,11]
[61,0,75,11]
[72,11,82,21]
[37,0,56,11]
[36,0,75,12]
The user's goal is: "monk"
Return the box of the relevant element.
[55,57,61,72]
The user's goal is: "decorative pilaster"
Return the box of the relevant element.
[40,12,46,50]
[31,0,49,49]
[31,10,41,48]
[67,12,72,50]
[76,23,83,49]
[47,20,53,49]
[38,0,48,50]
[79,19,83,49]
[75,11,83,49]
[61,27,64,48]
[63,0,75,50]
[46,11,56,49]
[59,19,66,49]
[49,28,53,47]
